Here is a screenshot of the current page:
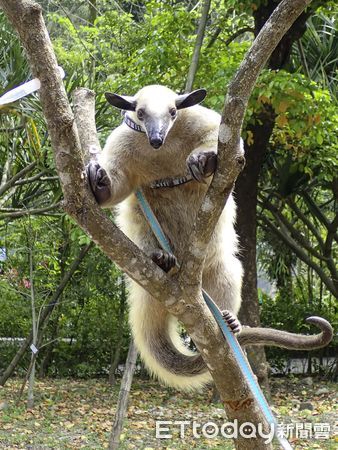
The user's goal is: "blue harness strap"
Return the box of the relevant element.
[135,187,292,450]
[2,73,292,448]
[135,190,172,253]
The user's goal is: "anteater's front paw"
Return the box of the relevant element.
[86,161,111,205]
[186,151,217,183]
[151,250,177,273]
[221,310,242,334]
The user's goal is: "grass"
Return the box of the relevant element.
[0,376,337,449]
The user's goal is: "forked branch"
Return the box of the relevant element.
[0,1,314,448]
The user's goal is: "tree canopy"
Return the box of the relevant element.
[0,0,336,381]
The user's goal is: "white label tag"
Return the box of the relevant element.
[0,66,65,105]
[30,344,38,354]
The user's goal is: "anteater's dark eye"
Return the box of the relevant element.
[169,108,177,118]
[137,109,145,120]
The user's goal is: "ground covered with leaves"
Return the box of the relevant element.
[0,377,336,449]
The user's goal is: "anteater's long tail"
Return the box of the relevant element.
[129,282,333,390]
[237,317,333,349]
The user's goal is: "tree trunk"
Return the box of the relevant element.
[88,0,97,25]
[0,2,314,448]
[38,311,60,378]
[236,109,275,394]
[27,248,37,409]
[16,316,44,405]
[109,340,138,450]
[109,338,122,385]
[235,0,314,393]
[307,354,312,375]
[184,0,211,92]
[332,357,338,382]
[39,225,69,378]
[109,277,127,385]
[254,2,310,70]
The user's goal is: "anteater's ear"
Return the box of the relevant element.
[105,92,136,111]
[175,89,207,110]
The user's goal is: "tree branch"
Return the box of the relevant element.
[260,196,327,262]
[0,152,12,189]
[302,190,338,240]
[0,161,37,197]
[207,26,254,49]
[287,196,325,249]
[324,213,338,257]
[0,0,179,304]
[0,1,315,448]
[179,0,312,286]
[259,214,337,297]
[71,87,272,449]
[13,171,57,186]
[0,202,61,219]
[0,125,25,133]
[72,87,102,160]
[185,0,211,92]
[260,196,338,288]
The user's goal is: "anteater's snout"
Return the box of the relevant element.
[149,136,163,149]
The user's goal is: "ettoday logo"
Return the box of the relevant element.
[155,420,332,443]
[155,420,275,443]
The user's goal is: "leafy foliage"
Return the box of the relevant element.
[291,12,338,101]
[0,0,336,381]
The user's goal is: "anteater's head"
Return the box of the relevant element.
[105,85,206,149]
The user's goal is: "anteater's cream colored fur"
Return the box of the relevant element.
[93,85,333,390]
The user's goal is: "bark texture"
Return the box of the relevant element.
[0,1,313,448]
[108,340,138,450]
[235,0,316,391]
[236,109,276,393]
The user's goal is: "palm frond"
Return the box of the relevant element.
[292,12,337,101]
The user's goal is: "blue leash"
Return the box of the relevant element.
[135,188,292,450]
[1,73,290,447]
